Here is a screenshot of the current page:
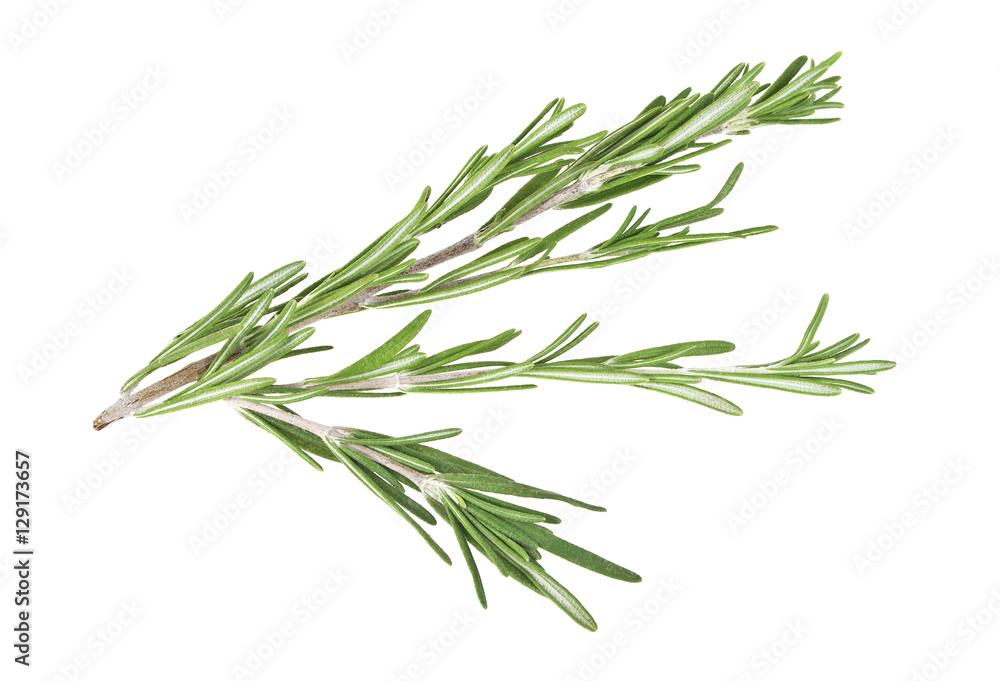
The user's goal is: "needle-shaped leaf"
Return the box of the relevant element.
[236,406,324,471]
[320,200,427,291]
[203,290,274,380]
[317,310,431,383]
[445,504,487,608]
[135,377,276,417]
[433,473,605,512]
[187,328,315,393]
[524,365,647,385]
[152,272,254,365]
[422,145,517,228]
[526,315,588,363]
[460,492,548,523]
[336,428,463,446]
[640,382,743,415]
[324,438,451,565]
[782,293,830,364]
[513,103,587,157]
[687,371,842,395]
[232,262,306,309]
[404,363,533,390]
[754,55,808,104]
[515,555,598,631]
[367,268,527,309]
[518,523,641,583]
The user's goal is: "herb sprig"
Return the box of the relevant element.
[93,54,890,629]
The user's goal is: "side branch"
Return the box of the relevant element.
[92,354,215,430]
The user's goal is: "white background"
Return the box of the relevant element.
[3,0,999,679]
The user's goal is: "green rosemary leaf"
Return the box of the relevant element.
[477,171,580,242]
[523,365,646,385]
[459,492,547,523]
[558,173,670,210]
[135,377,276,417]
[710,62,748,97]
[688,372,842,396]
[511,98,558,146]
[661,80,758,150]
[767,360,896,375]
[441,495,502,566]
[427,146,487,216]
[236,407,324,471]
[396,443,510,479]
[250,299,298,347]
[238,386,331,405]
[428,238,540,288]
[749,52,842,118]
[315,310,431,382]
[339,445,406,494]
[361,444,437,474]
[305,353,427,387]
[325,438,451,565]
[525,314,587,363]
[232,262,306,309]
[402,384,536,394]
[189,328,315,392]
[516,204,614,265]
[422,145,517,229]
[798,334,861,363]
[433,473,605,512]
[203,290,274,379]
[467,513,532,563]
[154,272,254,363]
[369,472,437,525]
[534,321,599,363]
[639,382,743,416]
[463,507,541,560]
[323,390,405,398]
[403,363,533,390]
[445,504,488,609]
[518,523,641,583]
[412,329,521,375]
[514,103,586,157]
[516,557,598,631]
[783,293,830,363]
[486,169,559,228]
[500,144,585,180]
[367,268,527,308]
[336,428,463,446]
[463,490,562,524]
[812,377,875,394]
[282,345,334,358]
[824,338,872,363]
[754,55,808,104]
[606,343,699,368]
[466,506,542,572]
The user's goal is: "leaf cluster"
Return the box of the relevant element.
[236,407,637,630]
[95,53,888,631]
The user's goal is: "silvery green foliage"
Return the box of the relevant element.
[98,54,891,630]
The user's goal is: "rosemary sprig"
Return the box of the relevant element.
[94,52,844,428]
[239,295,891,416]
[91,54,883,629]
[227,400,638,631]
